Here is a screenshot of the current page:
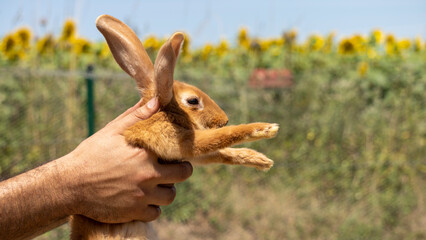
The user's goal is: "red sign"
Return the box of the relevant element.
[249,68,293,88]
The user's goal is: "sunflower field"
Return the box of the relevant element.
[1,20,425,240]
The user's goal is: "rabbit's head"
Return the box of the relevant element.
[96,15,228,129]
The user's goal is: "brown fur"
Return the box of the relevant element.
[70,15,279,240]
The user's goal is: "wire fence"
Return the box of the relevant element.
[1,66,425,240]
[0,67,139,179]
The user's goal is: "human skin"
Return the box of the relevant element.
[0,97,193,240]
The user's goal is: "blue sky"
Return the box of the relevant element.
[1,0,425,46]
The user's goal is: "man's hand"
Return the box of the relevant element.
[65,97,193,223]
[0,98,193,240]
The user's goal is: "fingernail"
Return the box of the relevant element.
[135,98,143,107]
[147,97,158,109]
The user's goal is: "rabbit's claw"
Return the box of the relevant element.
[250,123,279,139]
[250,155,274,170]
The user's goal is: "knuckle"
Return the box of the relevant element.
[133,107,150,120]
[178,162,193,179]
[133,190,146,201]
[146,171,162,182]
[165,187,177,204]
[148,206,161,221]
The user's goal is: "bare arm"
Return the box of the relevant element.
[0,155,74,240]
[0,98,193,240]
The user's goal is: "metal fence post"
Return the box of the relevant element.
[85,65,95,137]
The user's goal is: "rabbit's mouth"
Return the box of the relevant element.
[205,119,228,129]
[218,120,229,128]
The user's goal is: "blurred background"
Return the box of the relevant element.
[0,0,425,239]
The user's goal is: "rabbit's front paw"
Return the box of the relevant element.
[250,123,279,139]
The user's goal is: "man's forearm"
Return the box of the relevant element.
[0,155,74,240]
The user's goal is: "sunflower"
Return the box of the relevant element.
[1,34,15,54]
[323,32,335,53]
[237,27,250,49]
[283,29,297,46]
[259,39,274,51]
[367,48,378,59]
[338,38,356,55]
[14,27,32,49]
[36,34,55,55]
[385,34,396,45]
[181,33,190,57]
[397,39,411,51]
[96,42,111,59]
[249,39,261,52]
[357,61,368,77]
[215,39,229,56]
[413,37,423,52]
[61,19,76,42]
[306,34,325,51]
[201,43,213,60]
[273,38,284,47]
[351,34,367,52]
[1,33,25,61]
[370,29,383,45]
[73,38,91,55]
[143,35,161,51]
[385,34,397,55]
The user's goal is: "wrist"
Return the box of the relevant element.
[52,153,84,216]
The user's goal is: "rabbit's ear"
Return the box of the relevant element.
[154,32,184,106]
[96,15,155,100]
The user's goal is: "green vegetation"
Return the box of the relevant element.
[1,20,425,239]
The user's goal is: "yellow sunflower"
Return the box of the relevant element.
[181,33,190,57]
[1,34,16,54]
[357,61,368,77]
[283,29,297,46]
[370,29,383,45]
[385,34,397,55]
[215,39,229,56]
[306,34,325,51]
[60,19,76,42]
[351,34,367,52]
[338,38,356,55]
[36,34,55,55]
[14,27,32,49]
[201,43,213,60]
[323,32,335,53]
[237,27,250,49]
[1,33,25,61]
[97,42,111,59]
[73,38,91,55]
[397,39,411,51]
[143,35,161,51]
[413,37,423,52]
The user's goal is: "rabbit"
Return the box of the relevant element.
[70,14,279,240]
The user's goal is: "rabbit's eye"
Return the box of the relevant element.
[187,98,199,105]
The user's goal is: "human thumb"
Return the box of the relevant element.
[116,97,159,130]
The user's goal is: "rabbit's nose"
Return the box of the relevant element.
[219,119,228,128]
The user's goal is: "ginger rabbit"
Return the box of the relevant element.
[70,14,278,240]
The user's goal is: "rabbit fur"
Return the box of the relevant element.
[70,14,279,240]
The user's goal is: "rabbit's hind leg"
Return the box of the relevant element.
[188,148,274,170]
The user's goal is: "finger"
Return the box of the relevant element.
[146,185,177,206]
[155,161,193,184]
[112,97,159,131]
[134,205,161,222]
[110,98,143,124]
